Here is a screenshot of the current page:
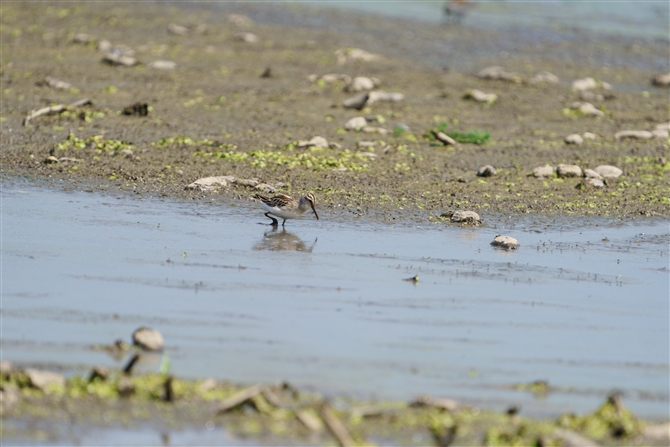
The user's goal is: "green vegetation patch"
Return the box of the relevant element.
[447,130,491,145]
[56,133,133,153]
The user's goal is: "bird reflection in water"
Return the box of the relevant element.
[252,227,318,252]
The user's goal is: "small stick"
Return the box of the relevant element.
[163,375,174,402]
[216,383,265,414]
[295,409,324,432]
[319,402,355,447]
[23,98,92,126]
[122,353,140,376]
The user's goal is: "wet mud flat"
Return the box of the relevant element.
[1,1,669,222]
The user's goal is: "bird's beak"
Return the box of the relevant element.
[311,204,319,220]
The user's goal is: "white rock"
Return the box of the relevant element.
[199,378,218,392]
[477,66,521,82]
[585,178,605,188]
[465,89,497,103]
[564,134,584,145]
[233,32,258,43]
[311,73,350,84]
[357,141,375,148]
[132,327,164,351]
[343,92,369,110]
[345,116,367,130]
[593,165,622,178]
[579,90,604,102]
[168,23,189,36]
[477,165,496,177]
[119,149,134,157]
[367,91,404,105]
[102,53,137,67]
[443,210,481,224]
[335,48,380,65]
[652,129,669,139]
[655,122,670,131]
[571,102,604,117]
[44,156,59,164]
[533,165,555,178]
[652,73,670,87]
[643,422,670,442]
[434,131,457,146]
[362,126,388,135]
[491,235,519,249]
[582,132,598,140]
[185,176,236,192]
[147,60,177,70]
[0,360,11,375]
[529,71,559,84]
[346,76,377,92]
[572,77,598,91]
[97,39,112,53]
[614,130,653,140]
[557,164,583,178]
[45,76,71,90]
[25,369,66,390]
[298,136,329,148]
[584,169,603,180]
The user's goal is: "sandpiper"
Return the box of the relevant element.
[253,193,319,226]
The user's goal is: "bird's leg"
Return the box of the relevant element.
[282,218,287,227]
[265,212,279,226]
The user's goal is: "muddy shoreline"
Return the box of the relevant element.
[2,1,669,222]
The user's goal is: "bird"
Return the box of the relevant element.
[253,193,319,227]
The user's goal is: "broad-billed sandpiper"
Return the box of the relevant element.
[253,193,319,226]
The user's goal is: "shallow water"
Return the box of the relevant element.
[3,179,669,425]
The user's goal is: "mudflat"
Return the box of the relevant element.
[2,1,669,221]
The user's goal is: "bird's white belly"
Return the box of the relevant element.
[261,202,302,219]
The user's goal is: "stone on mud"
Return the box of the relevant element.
[564,134,583,145]
[571,102,604,117]
[367,91,404,105]
[533,165,555,179]
[297,136,329,148]
[477,165,496,177]
[233,32,259,43]
[346,76,379,92]
[345,116,367,130]
[491,235,519,249]
[556,164,583,178]
[614,130,653,140]
[464,89,497,103]
[343,92,369,110]
[529,71,559,84]
[186,176,236,192]
[651,73,670,87]
[132,327,165,351]
[477,66,522,82]
[584,169,603,180]
[25,369,66,390]
[147,60,177,70]
[593,165,622,178]
[335,48,380,65]
[442,210,481,225]
[571,77,598,91]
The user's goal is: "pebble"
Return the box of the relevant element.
[346,76,379,92]
[119,149,134,158]
[233,32,259,43]
[571,77,598,91]
[117,376,135,397]
[570,102,604,117]
[477,165,496,177]
[97,39,113,53]
[582,132,598,140]
[45,76,71,90]
[579,90,604,102]
[297,136,329,148]
[345,116,367,130]
[583,169,603,180]
[343,92,369,110]
[652,73,670,87]
[491,235,519,250]
[44,156,59,164]
[335,48,380,65]
[132,327,164,351]
[25,368,66,390]
[564,134,583,145]
[593,165,622,178]
[614,130,653,140]
[434,131,457,146]
[367,91,404,105]
[556,164,583,178]
[584,178,605,188]
[652,129,669,139]
[329,142,342,150]
[477,66,522,82]
[442,210,481,225]
[465,89,498,103]
[167,23,189,36]
[102,52,138,67]
[185,176,236,192]
[362,126,388,135]
[533,165,555,178]
[88,366,111,382]
[529,71,559,84]
[307,73,351,84]
[254,183,276,193]
[357,141,375,148]
[147,60,177,70]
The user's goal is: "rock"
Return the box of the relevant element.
[97,39,112,53]
[564,134,584,145]
[254,183,276,194]
[0,361,11,375]
[147,60,177,70]
[297,136,329,148]
[359,152,377,160]
[477,66,522,82]
[185,176,236,192]
[25,368,66,390]
[167,23,189,36]
[44,76,71,90]
[88,366,110,382]
[652,129,669,139]
[346,76,378,92]
[529,71,559,84]
[556,164,583,178]
[584,178,605,188]
[433,131,457,146]
[362,126,388,135]
[44,156,59,164]
[533,165,555,178]
[614,130,653,140]
[343,92,369,110]
[579,90,604,102]
[491,235,519,250]
[345,116,367,130]
[132,327,164,351]
[117,376,135,397]
[593,165,622,178]
[199,378,218,392]
[571,77,598,91]
[655,122,670,131]
[308,73,351,84]
[228,14,254,27]
[442,210,481,225]
[570,102,604,117]
[357,141,375,148]
[582,132,598,140]
[233,32,258,43]
[464,89,497,103]
[119,149,134,158]
[102,52,137,67]
[477,165,496,177]
[652,73,670,87]
[583,169,603,180]
[643,422,670,442]
[335,48,380,65]
[59,157,81,163]
[367,91,404,105]
[236,178,259,187]
[73,33,96,44]
[122,102,149,116]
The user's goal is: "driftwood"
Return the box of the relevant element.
[23,98,92,126]
[216,383,265,414]
[319,402,355,447]
[163,375,174,402]
[295,409,324,431]
[122,353,140,376]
